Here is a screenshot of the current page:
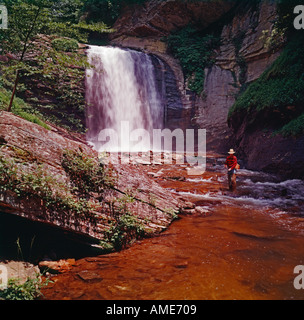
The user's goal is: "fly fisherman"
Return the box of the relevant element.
[224,149,238,191]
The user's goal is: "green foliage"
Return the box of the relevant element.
[277,113,304,137]
[62,148,147,251]
[62,148,115,197]
[0,274,48,300]
[74,20,114,34]
[103,212,146,251]
[228,34,304,130]
[0,41,90,132]
[259,26,286,51]
[258,0,304,52]
[36,47,90,131]
[44,20,113,43]
[43,21,88,43]
[166,25,220,95]
[0,0,112,125]
[51,37,79,52]
[229,77,304,116]
[50,0,84,23]
[275,0,304,37]
[165,207,179,221]
[0,151,99,220]
[231,30,248,92]
[0,0,114,52]
[82,0,147,25]
[0,144,152,254]
[0,0,52,55]
[0,145,151,252]
[0,88,50,130]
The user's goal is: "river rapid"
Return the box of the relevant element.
[42,153,304,300]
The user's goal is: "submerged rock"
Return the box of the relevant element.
[38,259,76,274]
[76,270,102,283]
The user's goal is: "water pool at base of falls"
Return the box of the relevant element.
[42,155,304,300]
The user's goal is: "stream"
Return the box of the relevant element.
[42,153,304,300]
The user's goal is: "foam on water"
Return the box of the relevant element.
[178,174,304,217]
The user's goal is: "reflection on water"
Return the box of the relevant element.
[42,157,304,300]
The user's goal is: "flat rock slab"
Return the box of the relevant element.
[76,270,103,283]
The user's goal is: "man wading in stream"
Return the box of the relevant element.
[224,149,239,191]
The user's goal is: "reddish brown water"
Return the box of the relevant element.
[42,155,304,300]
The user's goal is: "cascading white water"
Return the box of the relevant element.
[85,45,164,152]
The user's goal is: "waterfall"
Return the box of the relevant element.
[85,45,164,152]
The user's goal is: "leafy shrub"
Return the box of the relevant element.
[82,0,147,25]
[45,21,89,43]
[166,25,220,95]
[0,275,47,300]
[50,0,84,24]
[62,148,111,197]
[103,212,146,251]
[51,37,79,52]
[45,20,113,43]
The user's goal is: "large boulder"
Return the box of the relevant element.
[0,111,181,249]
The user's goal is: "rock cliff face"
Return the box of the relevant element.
[231,120,304,179]
[111,0,300,178]
[111,0,236,39]
[189,1,282,152]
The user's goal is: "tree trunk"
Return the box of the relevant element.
[7,70,20,112]
[7,6,41,112]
